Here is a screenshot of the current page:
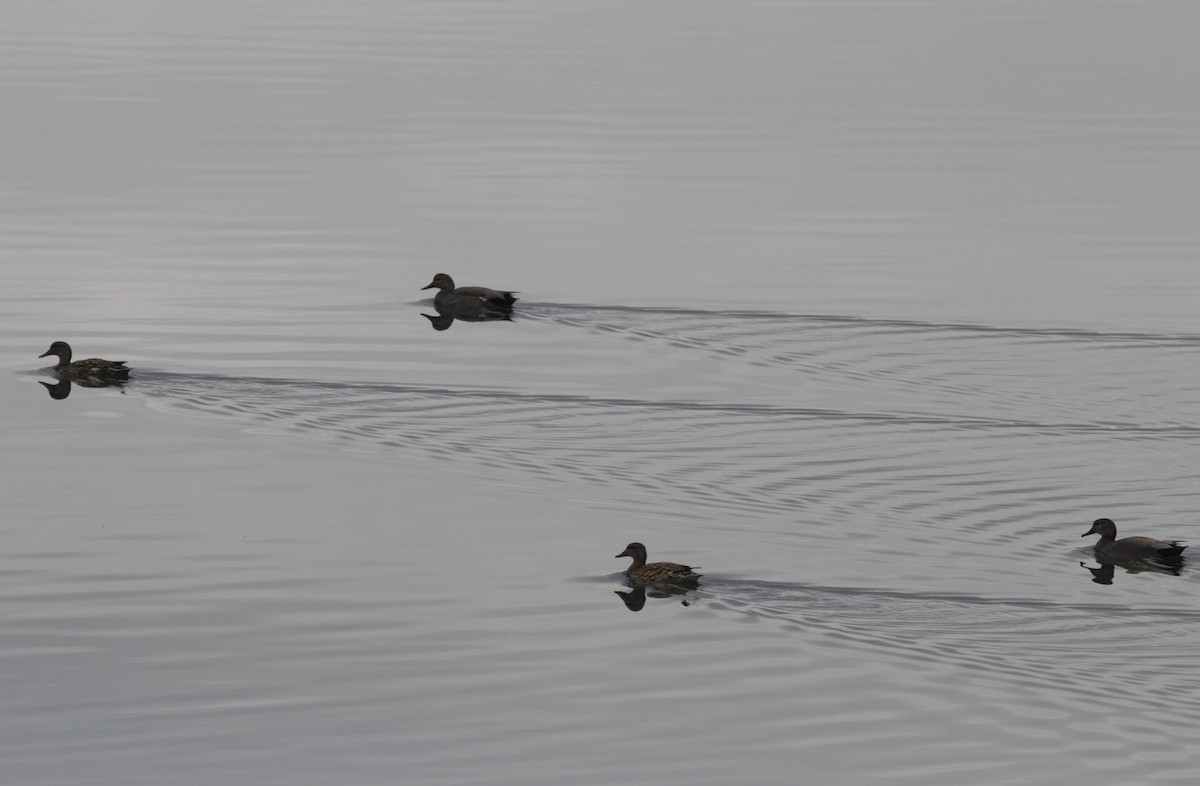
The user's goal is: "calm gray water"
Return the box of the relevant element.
[3,2,1200,784]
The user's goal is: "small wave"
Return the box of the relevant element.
[124,372,1200,556]
[694,578,1200,720]
[522,302,1200,345]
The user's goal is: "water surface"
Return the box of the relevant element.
[3,1,1200,784]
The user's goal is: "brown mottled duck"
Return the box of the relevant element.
[38,341,130,380]
[615,542,701,586]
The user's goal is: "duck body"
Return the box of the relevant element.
[615,542,702,587]
[38,341,130,380]
[1082,518,1186,563]
[422,273,517,312]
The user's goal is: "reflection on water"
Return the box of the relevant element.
[613,583,698,612]
[1084,554,1185,583]
[1080,557,1186,586]
[421,303,514,331]
[38,376,129,399]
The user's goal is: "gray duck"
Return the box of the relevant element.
[422,273,517,311]
[38,341,130,379]
[1082,518,1186,563]
[615,542,701,586]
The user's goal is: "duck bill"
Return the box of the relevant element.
[37,349,52,358]
[421,282,437,290]
[615,549,632,558]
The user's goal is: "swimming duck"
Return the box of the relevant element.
[38,341,130,379]
[615,542,702,586]
[1082,518,1186,563]
[421,273,517,311]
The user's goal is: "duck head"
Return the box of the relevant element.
[1082,518,1117,539]
[422,273,455,292]
[39,341,72,364]
[615,542,648,565]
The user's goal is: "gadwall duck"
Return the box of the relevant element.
[422,273,517,311]
[38,341,130,380]
[615,542,701,586]
[1082,518,1186,563]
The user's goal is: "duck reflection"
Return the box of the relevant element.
[614,582,697,612]
[1080,557,1184,585]
[38,376,129,400]
[421,302,513,332]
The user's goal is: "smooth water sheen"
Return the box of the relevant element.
[3,2,1200,784]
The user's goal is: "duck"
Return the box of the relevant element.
[38,341,130,379]
[615,542,702,586]
[1082,518,1186,563]
[422,273,517,311]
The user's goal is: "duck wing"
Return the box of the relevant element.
[1111,535,1187,561]
[76,358,131,378]
[455,286,517,306]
